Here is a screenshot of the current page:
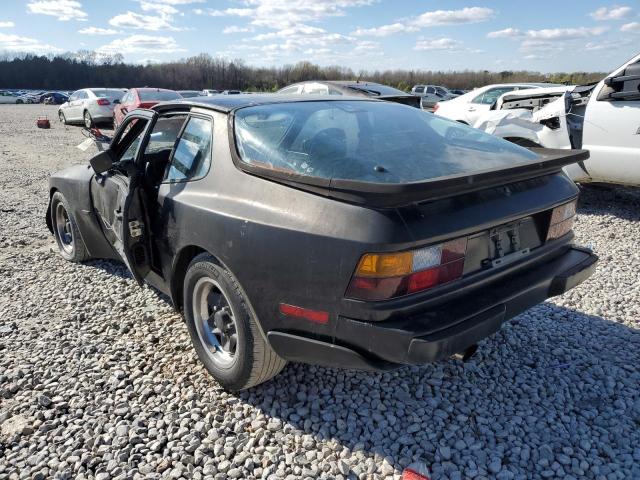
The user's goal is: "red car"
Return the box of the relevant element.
[113,88,183,128]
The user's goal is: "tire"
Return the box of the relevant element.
[183,254,286,391]
[113,116,118,131]
[16,99,23,104]
[50,192,89,263]
[58,111,67,124]
[83,110,93,129]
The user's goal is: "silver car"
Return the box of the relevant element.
[58,88,125,128]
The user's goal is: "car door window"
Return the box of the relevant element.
[473,87,517,105]
[164,116,213,182]
[414,86,424,94]
[143,115,187,184]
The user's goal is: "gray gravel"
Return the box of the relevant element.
[1,104,640,480]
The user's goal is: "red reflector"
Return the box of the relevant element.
[406,258,464,294]
[97,98,110,106]
[403,468,430,480]
[279,303,329,324]
[432,103,439,112]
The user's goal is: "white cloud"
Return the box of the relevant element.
[196,0,374,29]
[487,28,521,38]
[621,21,640,32]
[0,22,15,28]
[590,6,633,21]
[27,0,88,21]
[353,6,494,37]
[78,27,121,35]
[526,26,608,40]
[352,23,415,37]
[0,32,61,52]
[488,25,609,54]
[109,11,182,31]
[139,1,179,15]
[412,7,494,28]
[222,25,254,34]
[413,37,462,51]
[97,34,185,54]
[197,8,254,17]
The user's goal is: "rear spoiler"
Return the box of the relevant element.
[379,94,421,109]
[243,148,589,208]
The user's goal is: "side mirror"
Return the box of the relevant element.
[90,150,115,174]
[113,99,121,105]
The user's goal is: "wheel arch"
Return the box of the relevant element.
[46,187,59,233]
[170,245,269,342]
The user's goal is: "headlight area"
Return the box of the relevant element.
[346,238,468,301]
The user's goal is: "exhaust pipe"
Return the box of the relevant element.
[453,344,478,362]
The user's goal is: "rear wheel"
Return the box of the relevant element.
[183,254,286,391]
[83,110,93,129]
[16,99,23,104]
[50,192,89,263]
[58,111,67,124]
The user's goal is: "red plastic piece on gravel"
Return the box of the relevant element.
[402,468,431,480]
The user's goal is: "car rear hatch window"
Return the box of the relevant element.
[233,100,539,185]
[91,89,124,100]
[139,90,182,101]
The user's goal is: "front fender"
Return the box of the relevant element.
[48,164,119,260]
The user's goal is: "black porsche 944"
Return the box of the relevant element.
[46,95,597,391]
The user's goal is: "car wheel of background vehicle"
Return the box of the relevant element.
[83,111,93,129]
[58,111,67,124]
[113,116,118,130]
[50,192,89,263]
[183,253,286,391]
[16,99,23,104]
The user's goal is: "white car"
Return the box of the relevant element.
[202,89,220,96]
[434,83,562,125]
[58,88,125,128]
[474,53,640,186]
[0,91,19,104]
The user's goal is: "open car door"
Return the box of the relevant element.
[90,109,157,285]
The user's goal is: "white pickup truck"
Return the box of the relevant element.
[474,53,640,186]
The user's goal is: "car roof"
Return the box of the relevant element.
[153,94,378,114]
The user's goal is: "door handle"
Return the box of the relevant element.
[467,106,476,111]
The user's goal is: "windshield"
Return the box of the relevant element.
[234,100,539,184]
[138,90,182,101]
[91,89,124,99]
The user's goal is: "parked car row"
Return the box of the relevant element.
[0,89,70,105]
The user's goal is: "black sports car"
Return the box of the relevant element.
[46,95,597,391]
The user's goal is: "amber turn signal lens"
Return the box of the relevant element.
[355,251,413,278]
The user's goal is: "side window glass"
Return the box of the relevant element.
[114,119,149,164]
[165,117,213,182]
[427,87,435,94]
[143,116,186,160]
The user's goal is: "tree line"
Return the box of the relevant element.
[0,51,607,92]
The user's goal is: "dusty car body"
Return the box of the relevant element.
[474,53,640,186]
[278,81,421,108]
[46,95,597,390]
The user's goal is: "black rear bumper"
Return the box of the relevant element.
[268,246,597,371]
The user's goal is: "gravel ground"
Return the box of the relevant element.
[1,104,639,480]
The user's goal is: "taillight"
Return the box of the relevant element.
[546,200,577,241]
[432,103,439,112]
[96,98,110,106]
[346,237,467,301]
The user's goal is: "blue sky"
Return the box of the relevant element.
[0,1,638,72]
